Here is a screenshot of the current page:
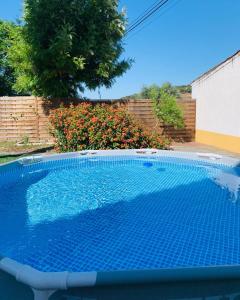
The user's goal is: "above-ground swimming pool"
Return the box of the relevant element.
[0,149,240,300]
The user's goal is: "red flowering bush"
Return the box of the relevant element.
[49,102,170,152]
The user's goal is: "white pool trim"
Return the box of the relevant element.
[14,148,240,167]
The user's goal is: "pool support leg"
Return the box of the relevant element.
[32,289,56,300]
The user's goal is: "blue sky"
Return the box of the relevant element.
[0,0,239,99]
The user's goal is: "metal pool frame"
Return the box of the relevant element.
[0,149,239,300]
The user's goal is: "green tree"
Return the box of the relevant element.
[141,82,179,99]
[123,83,184,130]
[124,82,191,100]
[7,23,33,94]
[10,0,131,98]
[151,83,184,130]
[0,20,21,96]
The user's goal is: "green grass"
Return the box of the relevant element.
[0,141,53,152]
[0,155,21,164]
[0,140,54,165]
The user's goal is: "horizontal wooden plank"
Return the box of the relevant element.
[128,103,152,107]
[1,118,37,122]
[0,103,36,107]
[0,132,37,135]
[0,123,37,126]
[131,115,156,119]
[0,135,37,139]
[0,126,37,129]
[128,107,153,111]
[0,113,38,118]
[183,109,196,113]
[0,108,35,112]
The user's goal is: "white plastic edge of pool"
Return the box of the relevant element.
[13,148,240,167]
[0,149,240,293]
[0,257,97,289]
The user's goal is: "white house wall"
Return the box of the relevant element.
[192,53,240,153]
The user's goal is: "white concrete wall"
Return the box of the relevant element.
[192,53,240,137]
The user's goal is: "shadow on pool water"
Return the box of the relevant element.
[1,171,239,273]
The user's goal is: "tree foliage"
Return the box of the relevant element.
[123,82,185,129]
[9,0,131,98]
[0,20,24,96]
[176,84,191,94]
[150,83,185,129]
[126,83,191,100]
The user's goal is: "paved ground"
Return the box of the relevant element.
[172,142,240,159]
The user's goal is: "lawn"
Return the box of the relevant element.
[0,141,54,164]
[0,155,22,164]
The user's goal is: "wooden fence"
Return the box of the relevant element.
[127,94,196,141]
[0,95,195,143]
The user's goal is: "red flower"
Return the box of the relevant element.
[91,117,98,123]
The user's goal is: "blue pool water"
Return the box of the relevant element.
[0,156,240,273]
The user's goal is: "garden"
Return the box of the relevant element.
[0,0,185,156]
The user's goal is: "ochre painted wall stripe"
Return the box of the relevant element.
[196,129,240,154]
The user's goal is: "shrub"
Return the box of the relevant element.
[49,103,170,152]
[151,83,184,130]
[152,91,184,129]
